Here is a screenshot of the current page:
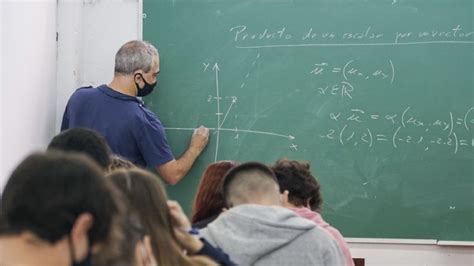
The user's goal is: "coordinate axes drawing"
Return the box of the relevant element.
[165,62,296,162]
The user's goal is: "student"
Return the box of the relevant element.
[272,159,354,266]
[200,162,345,266]
[0,151,124,266]
[107,169,235,266]
[48,127,112,170]
[61,40,209,185]
[191,161,240,228]
[108,154,136,172]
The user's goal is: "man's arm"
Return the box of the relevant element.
[156,126,209,185]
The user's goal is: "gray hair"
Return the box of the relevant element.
[114,40,159,75]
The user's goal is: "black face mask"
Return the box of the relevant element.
[135,73,157,97]
[69,236,92,266]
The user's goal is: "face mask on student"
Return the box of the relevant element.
[69,236,93,266]
[135,73,157,97]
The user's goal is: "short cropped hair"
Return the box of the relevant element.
[222,162,280,207]
[48,128,111,169]
[271,159,323,211]
[114,40,158,75]
[0,152,124,247]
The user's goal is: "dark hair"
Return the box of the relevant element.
[271,159,323,212]
[108,169,214,266]
[222,162,278,206]
[0,151,124,247]
[191,161,239,224]
[48,128,111,169]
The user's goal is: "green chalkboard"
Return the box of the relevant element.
[143,0,474,241]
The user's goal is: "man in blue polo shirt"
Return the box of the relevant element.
[61,40,209,185]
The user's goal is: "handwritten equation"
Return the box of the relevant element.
[310,59,395,84]
[320,107,474,154]
[310,59,395,99]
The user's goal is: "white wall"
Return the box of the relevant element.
[1,0,140,189]
[1,0,58,189]
[0,1,4,187]
[55,0,141,130]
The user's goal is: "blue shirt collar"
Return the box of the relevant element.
[98,84,143,104]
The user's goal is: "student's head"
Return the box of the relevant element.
[108,154,136,173]
[0,151,124,265]
[222,162,283,208]
[48,128,111,170]
[114,40,160,97]
[192,161,240,224]
[107,169,211,266]
[271,159,323,212]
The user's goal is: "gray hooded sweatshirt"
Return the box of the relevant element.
[200,204,345,266]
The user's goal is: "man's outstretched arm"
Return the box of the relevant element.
[156,126,209,185]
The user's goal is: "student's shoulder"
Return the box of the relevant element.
[299,223,338,247]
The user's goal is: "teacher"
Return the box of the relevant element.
[61,40,209,185]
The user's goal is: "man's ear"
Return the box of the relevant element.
[133,71,144,83]
[70,213,94,260]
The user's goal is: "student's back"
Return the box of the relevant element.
[201,162,344,266]
[202,204,343,266]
